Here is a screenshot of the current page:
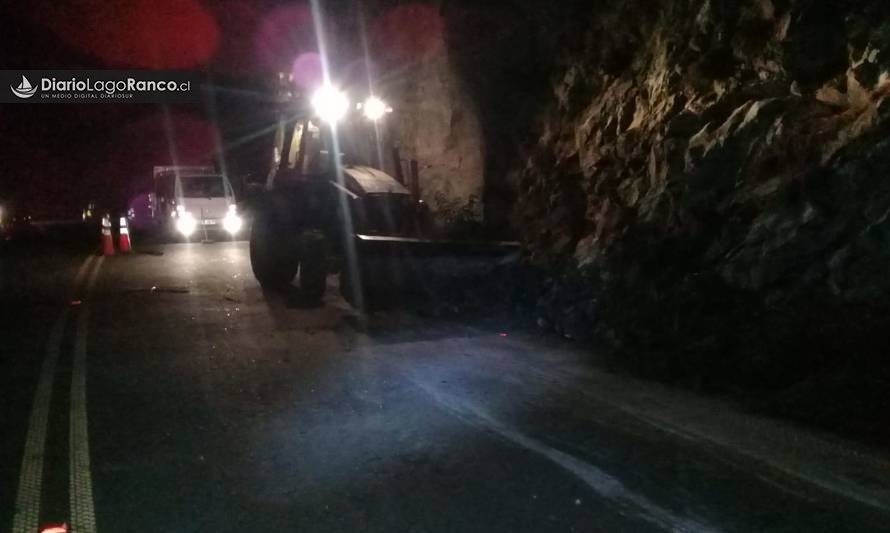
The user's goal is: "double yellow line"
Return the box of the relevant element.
[11,255,103,533]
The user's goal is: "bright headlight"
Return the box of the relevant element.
[223,211,243,234]
[311,84,349,124]
[361,96,390,121]
[176,212,197,236]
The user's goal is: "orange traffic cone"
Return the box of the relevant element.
[118,216,132,253]
[100,214,115,256]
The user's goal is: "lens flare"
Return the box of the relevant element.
[311,85,349,123]
[362,96,389,121]
[292,52,323,89]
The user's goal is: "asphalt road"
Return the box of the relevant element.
[3,241,890,532]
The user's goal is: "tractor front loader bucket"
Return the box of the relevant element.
[339,234,521,311]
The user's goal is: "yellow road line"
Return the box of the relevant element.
[11,255,95,533]
[69,256,103,533]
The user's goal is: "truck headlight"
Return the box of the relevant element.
[176,211,197,236]
[223,208,243,234]
[311,84,349,124]
[361,96,391,121]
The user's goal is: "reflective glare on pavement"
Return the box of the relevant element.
[1,242,889,533]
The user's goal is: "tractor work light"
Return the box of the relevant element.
[223,204,243,235]
[311,84,349,124]
[360,96,391,121]
[176,211,197,237]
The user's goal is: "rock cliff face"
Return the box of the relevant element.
[374,1,561,233]
[517,1,890,293]
[436,0,890,439]
[392,42,485,223]
[368,2,486,228]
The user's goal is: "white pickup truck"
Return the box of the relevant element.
[151,166,243,239]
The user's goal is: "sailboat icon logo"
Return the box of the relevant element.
[11,75,37,99]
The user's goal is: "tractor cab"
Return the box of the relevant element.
[266,83,416,237]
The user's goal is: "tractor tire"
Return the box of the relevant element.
[250,208,298,288]
[298,231,328,302]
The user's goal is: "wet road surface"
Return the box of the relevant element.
[3,241,890,532]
